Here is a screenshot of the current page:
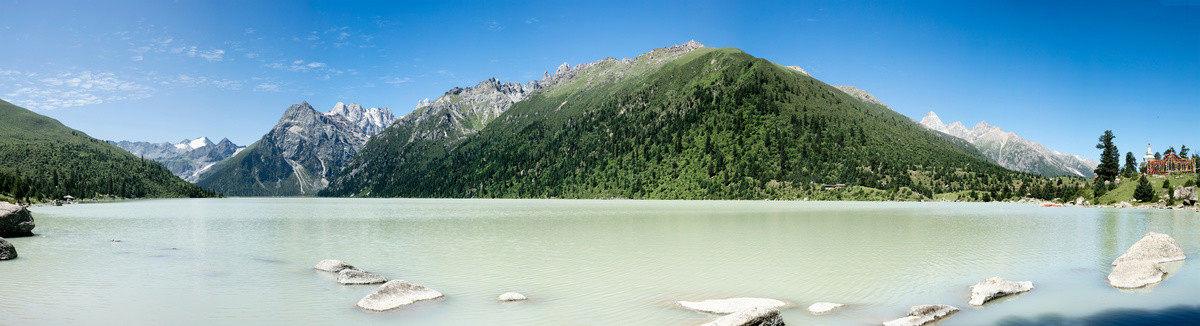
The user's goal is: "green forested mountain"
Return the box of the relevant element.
[0,99,216,201]
[321,45,1080,200]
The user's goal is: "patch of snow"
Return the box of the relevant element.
[189,137,210,149]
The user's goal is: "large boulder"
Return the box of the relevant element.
[679,297,788,314]
[337,269,386,285]
[968,277,1033,306]
[0,237,15,260]
[357,280,444,311]
[701,306,785,326]
[1174,186,1197,205]
[1108,232,1186,289]
[0,202,35,237]
[314,259,356,272]
[807,302,844,314]
[882,305,958,326]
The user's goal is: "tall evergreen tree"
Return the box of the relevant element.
[1133,175,1156,202]
[1123,152,1137,177]
[1093,130,1120,183]
[1180,145,1189,157]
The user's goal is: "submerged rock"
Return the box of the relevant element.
[357,280,444,311]
[679,297,788,314]
[0,202,35,237]
[498,292,527,301]
[701,306,785,326]
[1108,232,1186,289]
[337,269,386,285]
[807,302,844,314]
[314,259,356,272]
[968,277,1033,306]
[882,305,958,326]
[0,237,16,260]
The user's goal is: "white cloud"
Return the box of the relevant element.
[383,76,411,86]
[265,59,343,76]
[254,83,281,92]
[2,70,152,110]
[245,28,256,34]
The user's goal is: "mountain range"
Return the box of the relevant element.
[194,102,394,196]
[318,41,1060,199]
[0,99,216,200]
[108,137,245,182]
[919,111,1098,178]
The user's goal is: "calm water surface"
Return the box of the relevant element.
[1,199,1197,325]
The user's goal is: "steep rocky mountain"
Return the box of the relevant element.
[320,42,1044,199]
[195,102,394,196]
[109,137,245,182]
[919,111,1098,178]
[0,99,216,200]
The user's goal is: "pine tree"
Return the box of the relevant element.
[1093,130,1120,183]
[1181,145,1190,157]
[1133,176,1156,202]
[1123,152,1137,177]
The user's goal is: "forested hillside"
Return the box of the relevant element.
[0,99,217,202]
[322,47,1081,200]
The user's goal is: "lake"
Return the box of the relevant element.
[1,199,1197,325]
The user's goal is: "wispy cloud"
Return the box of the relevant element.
[2,70,152,110]
[166,74,243,90]
[264,59,344,77]
[128,35,227,62]
[383,76,411,86]
[253,82,281,92]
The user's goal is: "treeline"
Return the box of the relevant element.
[322,48,1084,201]
[0,142,218,203]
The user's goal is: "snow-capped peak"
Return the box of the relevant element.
[174,137,212,150]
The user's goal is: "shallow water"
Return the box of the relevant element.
[1,199,1197,325]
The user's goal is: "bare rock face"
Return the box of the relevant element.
[356,280,444,311]
[968,277,1033,306]
[0,202,35,237]
[679,297,788,314]
[497,292,527,301]
[1108,232,1186,289]
[0,237,16,260]
[337,269,386,285]
[701,306,785,326]
[882,305,958,326]
[314,259,356,272]
[807,302,844,314]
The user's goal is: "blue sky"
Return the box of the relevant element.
[0,0,1196,161]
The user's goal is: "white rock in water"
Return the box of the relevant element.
[1107,232,1186,289]
[968,277,1033,306]
[678,297,788,314]
[337,269,386,285]
[807,302,844,314]
[314,259,356,272]
[701,306,784,326]
[498,292,527,301]
[883,305,959,326]
[357,280,444,311]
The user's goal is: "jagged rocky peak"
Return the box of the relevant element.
[921,111,945,131]
[326,102,396,136]
[416,98,431,109]
[919,111,1098,178]
[555,62,572,75]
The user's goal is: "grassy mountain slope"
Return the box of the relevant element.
[0,99,217,201]
[323,47,1059,199]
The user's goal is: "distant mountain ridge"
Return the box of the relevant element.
[0,98,215,200]
[195,102,394,196]
[919,111,1098,177]
[109,137,245,182]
